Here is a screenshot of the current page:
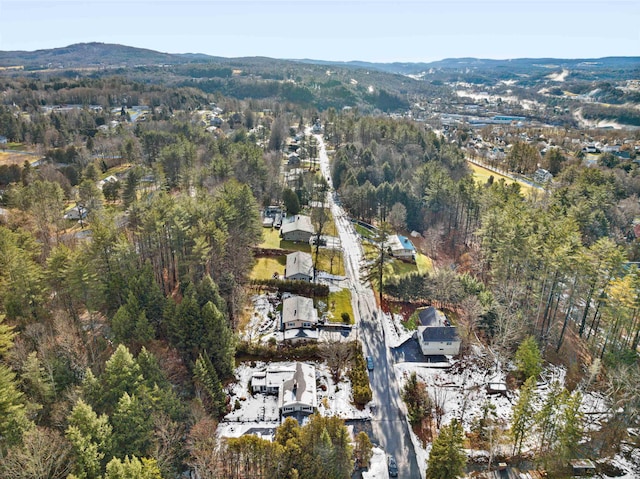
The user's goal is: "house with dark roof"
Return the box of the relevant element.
[285,251,313,282]
[416,307,460,356]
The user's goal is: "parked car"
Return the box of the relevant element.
[388,455,398,477]
[366,356,374,371]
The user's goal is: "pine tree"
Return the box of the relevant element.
[66,399,113,479]
[354,431,373,469]
[511,376,537,456]
[402,371,432,425]
[88,344,143,413]
[557,391,584,461]
[0,315,28,446]
[426,419,466,479]
[111,392,154,458]
[514,336,542,381]
[193,353,227,418]
[104,456,162,479]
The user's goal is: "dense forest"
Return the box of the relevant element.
[0,53,638,478]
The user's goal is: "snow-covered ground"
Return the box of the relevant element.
[362,447,390,479]
[220,361,372,440]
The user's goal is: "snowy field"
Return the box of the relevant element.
[220,361,373,440]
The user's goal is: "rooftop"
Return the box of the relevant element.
[419,326,459,342]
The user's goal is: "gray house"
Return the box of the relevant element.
[281,295,318,344]
[285,251,313,282]
[280,215,315,243]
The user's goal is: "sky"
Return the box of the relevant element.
[1,0,638,63]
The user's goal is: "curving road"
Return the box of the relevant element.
[313,133,421,478]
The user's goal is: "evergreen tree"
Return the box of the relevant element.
[402,371,432,425]
[87,344,142,413]
[557,391,584,461]
[65,399,113,479]
[514,336,542,381]
[426,419,466,479]
[0,315,28,446]
[511,376,537,456]
[193,353,227,419]
[111,392,154,458]
[104,456,162,479]
[354,431,373,469]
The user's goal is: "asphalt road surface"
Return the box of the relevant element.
[314,132,422,478]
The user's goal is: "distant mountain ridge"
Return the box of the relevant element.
[1,42,638,74]
[0,42,223,68]
[294,56,640,75]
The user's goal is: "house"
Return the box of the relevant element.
[279,362,318,417]
[311,121,323,133]
[534,168,553,184]
[285,251,313,282]
[63,206,88,220]
[280,215,315,243]
[281,295,318,344]
[249,362,317,420]
[97,175,118,190]
[569,459,596,476]
[287,153,301,166]
[386,234,416,262]
[416,307,460,356]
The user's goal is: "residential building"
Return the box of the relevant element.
[386,234,416,262]
[285,251,313,282]
[250,362,317,419]
[280,215,315,243]
[281,295,318,344]
[416,307,460,356]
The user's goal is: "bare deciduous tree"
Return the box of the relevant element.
[1,427,74,479]
[318,340,354,383]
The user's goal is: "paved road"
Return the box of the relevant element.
[313,132,422,478]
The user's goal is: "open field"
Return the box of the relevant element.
[0,151,41,166]
[467,162,533,194]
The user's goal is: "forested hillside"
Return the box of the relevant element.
[0,49,638,478]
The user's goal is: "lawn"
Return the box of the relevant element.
[312,249,345,276]
[250,256,286,280]
[468,162,533,195]
[259,228,311,252]
[326,288,353,323]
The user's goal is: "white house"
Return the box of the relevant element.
[281,295,318,344]
[416,307,460,356]
[280,215,315,243]
[417,326,460,356]
[386,234,416,262]
[285,251,314,282]
[250,362,317,419]
[63,206,88,220]
[278,362,317,417]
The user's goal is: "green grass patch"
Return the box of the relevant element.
[326,288,353,323]
[250,256,286,280]
[355,224,376,239]
[415,253,433,274]
[312,249,345,276]
[402,311,420,331]
[468,162,533,195]
[101,163,132,179]
[259,228,312,252]
[385,259,416,278]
